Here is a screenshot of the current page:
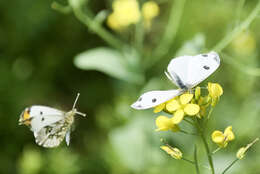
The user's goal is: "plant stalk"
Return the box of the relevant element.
[213,0,260,52]
[68,0,125,50]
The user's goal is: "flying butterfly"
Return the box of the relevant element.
[131,51,220,110]
[19,93,86,148]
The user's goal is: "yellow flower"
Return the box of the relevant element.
[236,138,259,160]
[160,145,182,159]
[208,83,223,99]
[142,1,159,20]
[155,115,180,132]
[212,126,235,148]
[153,103,165,113]
[141,1,159,29]
[165,93,200,124]
[107,12,122,30]
[107,0,141,30]
[208,83,223,106]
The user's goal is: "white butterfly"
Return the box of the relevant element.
[131,51,220,110]
[19,93,86,148]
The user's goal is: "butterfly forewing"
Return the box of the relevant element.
[29,106,65,133]
[167,55,193,88]
[186,52,220,88]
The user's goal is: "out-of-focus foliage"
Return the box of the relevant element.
[0,0,260,174]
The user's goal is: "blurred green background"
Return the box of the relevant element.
[1,0,260,173]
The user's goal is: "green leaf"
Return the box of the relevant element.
[74,47,144,84]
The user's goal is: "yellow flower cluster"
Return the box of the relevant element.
[160,145,182,159]
[211,126,235,148]
[154,83,223,132]
[107,0,159,30]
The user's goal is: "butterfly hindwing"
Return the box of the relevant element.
[34,119,71,148]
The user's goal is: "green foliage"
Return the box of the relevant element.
[1,0,260,174]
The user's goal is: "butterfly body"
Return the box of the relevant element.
[19,94,86,148]
[131,51,220,110]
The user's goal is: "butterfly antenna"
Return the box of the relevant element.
[72,93,80,109]
[73,93,87,117]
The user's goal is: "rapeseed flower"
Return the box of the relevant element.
[107,0,141,30]
[155,115,180,132]
[142,1,159,28]
[160,145,182,159]
[212,126,235,148]
[166,93,200,124]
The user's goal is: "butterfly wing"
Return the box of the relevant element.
[34,119,71,148]
[28,105,65,133]
[65,129,71,146]
[167,51,220,89]
[186,51,220,88]
[167,55,193,89]
[131,89,184,110]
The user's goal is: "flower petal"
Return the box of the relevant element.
[184,104,200,116]
[155,115,179,132]
[224,126,235,141]
[180,93,194,105]
[166,99,180,112]
[153,103,165,113]
[171,109,185,124]
[208,83,223,99]
[212,131,225,144]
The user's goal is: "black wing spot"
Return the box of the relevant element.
[138,97,142,101]
[203,65,210,70]
[41,117,45,121]
[152,98,157,103]
[202,54,208,57]
[40,111,43,115]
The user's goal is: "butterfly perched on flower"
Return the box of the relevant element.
[131,51,220,110]
[19,93,86,148]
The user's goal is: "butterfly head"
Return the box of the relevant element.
[19,107,33,126]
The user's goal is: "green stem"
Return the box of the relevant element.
[194,145,200,174]
[222,159,239,174]
[182,157,210,170]
[148,0,186,67]
[207,106,214,119]
[51,2,72,14]
[182,157,195,164]
[212,0,260,52]
[68,0,125,50]
[212,147,221,154]
[194,119,215,174]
